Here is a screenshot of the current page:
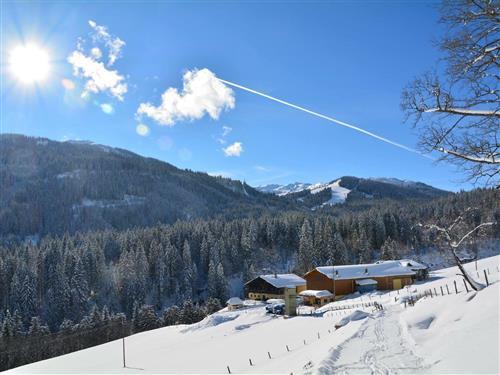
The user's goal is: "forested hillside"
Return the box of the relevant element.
[0,134,293,238]
[0,188,497,336]
[1,134,451,240]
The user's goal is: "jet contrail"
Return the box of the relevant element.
[218,78,432,159]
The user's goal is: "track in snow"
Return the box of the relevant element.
[317,307,428,374]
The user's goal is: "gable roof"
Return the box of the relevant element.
[226,297,243,305]
[248,273,306,288]
[312,261,415,281]
[299,290,333,298]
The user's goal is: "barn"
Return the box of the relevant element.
[245,273,306,301]
[303,261,415,299]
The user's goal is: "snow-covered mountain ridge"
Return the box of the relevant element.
[256,176,449,207]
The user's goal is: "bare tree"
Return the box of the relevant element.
[402,0,499,187]
[416,207,496,290]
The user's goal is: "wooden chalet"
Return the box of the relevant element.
[304,261,416,299]
[245,273,306,301]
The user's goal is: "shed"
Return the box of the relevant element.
[299,290,334,307]
[226,297,244,311]
[355,278,378,293]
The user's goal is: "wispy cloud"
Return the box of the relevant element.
[100,103,114,114]
[254,165,272,172]
[88,20,125,67]
[68,20,127,101]
[217,125,233,144]
[136,68,235,126]
[223,141,243,157]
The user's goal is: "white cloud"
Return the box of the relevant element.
[100,103,114,114]
[222,126,232,137]
[91,47,102,60]
[68,51,127,101]
[68,21,127,101]
[217,125,233,144]
[88,20,125,66]
[223,141,243,157]
[136,68,235,126]
[136,123,150,136]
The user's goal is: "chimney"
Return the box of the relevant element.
[274,272,278,278]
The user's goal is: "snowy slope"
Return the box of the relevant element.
[8,256,499,374]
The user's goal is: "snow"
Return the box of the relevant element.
[226,297,243,305]
[355,278,377,286]
[8,255,500,374]
[300,290,333,298]
[72,195,146,210]
[256,182,312,196]
[257,273,306,288]
[311,179,351,206]
[334,310,371,329]
[315,260,415,280]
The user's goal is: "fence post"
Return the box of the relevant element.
[484,270,489,286]
[454,280,458,294]
[429,289,433,298]
[286,345,290,352]
[122,337,126,368]
[463,279,469,293]
[268,351,272,359]
[440,286,444,296]
[227,366,231,374]
[304,339,306,345]
[434,288,438,296]
[317,332,320,339]
[446,284,450,295]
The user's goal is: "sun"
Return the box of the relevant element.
[9,44,51,84]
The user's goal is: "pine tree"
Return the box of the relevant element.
[28,316,50,336]
[298,219,313,272]
[70,256,90,322]
[134,305,159,333]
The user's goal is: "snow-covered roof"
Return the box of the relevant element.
[398,259,428,270]
[258,273,306,288]
[226,297,243,305]
[299,290,333,298]
[355,278,378,286]
[314,261,415,280]
[375,259,428,270]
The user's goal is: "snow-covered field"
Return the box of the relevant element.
[8,256,500,374]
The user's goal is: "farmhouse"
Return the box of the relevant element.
[245,273,306,301]
[303,261,415,299]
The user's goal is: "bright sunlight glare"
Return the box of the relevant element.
[9,44,50,84]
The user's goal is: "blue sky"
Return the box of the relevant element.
[1,1,470,191]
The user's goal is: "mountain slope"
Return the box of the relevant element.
[8,255,499,374]
[0,134,294,238]
[258,177,449,208]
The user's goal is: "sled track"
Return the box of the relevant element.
[317,307,429,375]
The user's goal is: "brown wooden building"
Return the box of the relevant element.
[245,273,306,301]
[303,261,416,299]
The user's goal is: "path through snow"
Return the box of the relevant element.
[317,306,428,374]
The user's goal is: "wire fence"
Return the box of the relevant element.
[0,321,131,371]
